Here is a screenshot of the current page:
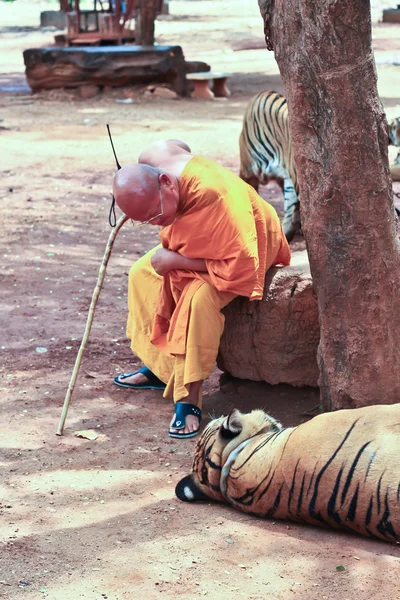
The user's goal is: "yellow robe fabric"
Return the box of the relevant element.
[126,156,290,405]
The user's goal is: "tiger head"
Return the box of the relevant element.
[175,408,282,503]
[389,117,400,147]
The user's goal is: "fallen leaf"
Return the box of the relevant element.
[74,430,98,441]
[336,565,346,571]
[85,371,98,379]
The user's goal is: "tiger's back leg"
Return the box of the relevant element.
[282,176,301,242]
[239,130,261,192]
[239,172,260,192]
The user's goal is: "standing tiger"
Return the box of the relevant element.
[176,404,400,543]
[240,93,400,239]
[389,117,400,183]
[239,90,300,242]
[389,117,400,149]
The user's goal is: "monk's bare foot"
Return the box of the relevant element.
[115,372,149,385]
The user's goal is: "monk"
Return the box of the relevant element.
[112,140,291,439]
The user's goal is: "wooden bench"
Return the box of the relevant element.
[186,71,231,99]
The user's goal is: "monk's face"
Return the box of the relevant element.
[149,173,180,227]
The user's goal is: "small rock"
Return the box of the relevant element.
[152,87,178,99]
[122,88,137,99]
[79,85,100,99]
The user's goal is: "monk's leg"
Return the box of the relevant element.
[167,283,236,435]
[116,245,174,386]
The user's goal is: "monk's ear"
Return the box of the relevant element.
[220,409,243,440]
[159,172,175,190]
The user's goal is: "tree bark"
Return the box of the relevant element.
[135,0,157,45]
[258,0,400,410]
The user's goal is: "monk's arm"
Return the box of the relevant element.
[151,247,207,276]
[170,253,207,272]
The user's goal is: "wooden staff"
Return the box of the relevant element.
[56,213,129,435]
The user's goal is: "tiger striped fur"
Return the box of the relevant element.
[389,117,400,149]
[176,405,400,543]
[239,90,300,242]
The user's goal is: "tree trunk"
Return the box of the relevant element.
[258,0,400,410]
[135,0,157,45]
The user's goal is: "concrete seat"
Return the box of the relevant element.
[186,71,231,99]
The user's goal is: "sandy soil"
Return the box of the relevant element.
[1,1,400,599]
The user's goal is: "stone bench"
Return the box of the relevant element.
[186,71,231,99]
[382,8,400,23]
[217,250,320,388]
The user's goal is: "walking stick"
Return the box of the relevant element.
[56,125,127,435]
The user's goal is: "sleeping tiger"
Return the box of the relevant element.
[176,405,400,543]
[240,92,400,240]
[239,90,300,242]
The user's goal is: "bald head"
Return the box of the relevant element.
[113,163,161,221]
[165,139,191,153]
[138,139,191,168]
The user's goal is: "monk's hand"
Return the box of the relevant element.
[151,248,180,276]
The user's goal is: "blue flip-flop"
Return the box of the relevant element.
[114,366,166,390]
[168,403,202,439]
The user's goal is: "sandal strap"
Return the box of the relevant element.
[139,366,165,386]
[171,403,202,431]
[119,366,164,385]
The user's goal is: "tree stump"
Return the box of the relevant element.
[23,45,188,96]
[218,250,320,388]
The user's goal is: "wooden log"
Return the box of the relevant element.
[23,45,188,96]
[217,250,320,388]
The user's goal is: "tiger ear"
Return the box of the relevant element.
[220,409,243,440]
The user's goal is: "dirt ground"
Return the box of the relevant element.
[1,1,400,599]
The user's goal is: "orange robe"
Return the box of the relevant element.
[151,156,290,355]
[126,156,290,403]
